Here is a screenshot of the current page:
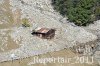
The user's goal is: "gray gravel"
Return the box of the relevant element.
[0,0,98,63]
[84,20,100,64]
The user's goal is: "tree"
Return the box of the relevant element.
[94,0,100,19]
[52,0,100,26]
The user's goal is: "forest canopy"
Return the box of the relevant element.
[52,0,100,26]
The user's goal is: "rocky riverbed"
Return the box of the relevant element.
[0,0,100,65]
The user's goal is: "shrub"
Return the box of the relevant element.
[22,18,30,27]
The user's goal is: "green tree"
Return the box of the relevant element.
[52,0,100,26]
[94,0,100,19]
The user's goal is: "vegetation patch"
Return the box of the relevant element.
[22,18,30,27]
[52,0,100,26]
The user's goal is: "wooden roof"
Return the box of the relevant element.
[35,28,50,33]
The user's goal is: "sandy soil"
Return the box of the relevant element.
[0,0,20,52]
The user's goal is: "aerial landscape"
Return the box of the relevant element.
[0,0,100,66]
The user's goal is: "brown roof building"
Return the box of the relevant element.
[31,28,56,39]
